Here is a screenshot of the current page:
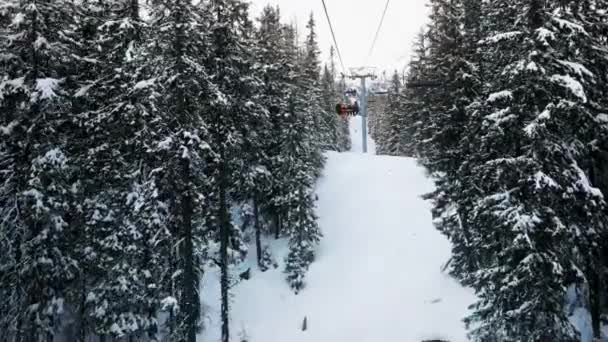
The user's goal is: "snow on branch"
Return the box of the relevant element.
[0,76,26,99]
[572,162,603,199]
[0,120,18,135]
[533,171,559,190]
[35,78,61,100]
[552,17,589,36]
[133,78,156,90]
[550,74,587,103]
[487,90,513,103]
[480,31,522,44]
[557,60,594,78]
[595,114,608,125]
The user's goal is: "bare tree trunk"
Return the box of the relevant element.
[254,199,262,269]
[457,207,478,271]
[590,151,608,337]
[179,135,198,342]
[590,265,602,339]
[589,247,608,340]
[15,299,23,342]
[26,314,36,342]
[219,157,230,342]
[274,213,281,239]
[78,278,87,342]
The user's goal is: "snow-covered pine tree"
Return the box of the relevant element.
[400,29,430,157]
[297,13,325,177]
[320,64,340,150]
[369,93,390,156]
[577,1,608,336]
[425,0,486,282]
[405,0,487,287]
[417,0,468,173]
[201,0,268,340]
[261,22,304,242]
[283,184,321,294]
[0,3,23,337]
[319,47,350,152]
[253,5,295,265]
[143,1,216,340]
[328,47,351,151]
[70,1,172,339]
[0,1,83,339]
[282,83,323,292]
[283,14,324,293]
[382,71,404,156]
[400,0,608,339]
[460,0,607,340]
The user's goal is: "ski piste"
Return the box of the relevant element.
[200,116,476,342]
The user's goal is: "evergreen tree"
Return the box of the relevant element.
[0,1,82,339]
[0,1,329,339]
[202,0,266,340]
[298,14,331,158]
[402,0,608,340]
[320,47,350,152]
[382,71,404,155]
[283,13,324,293]
[284,186,321,294]
[253,5,294,265]
[462,1,606,340]
[72,0,171,339]
[320,64,339,150]
[143,1,216,340]
[329,47,351,151]
[400,30,430,157]
[578,1,608,336]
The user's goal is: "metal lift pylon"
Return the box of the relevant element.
[344,69,377,153]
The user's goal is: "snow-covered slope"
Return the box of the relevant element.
[349,115,376,153]
[199,117,475,342]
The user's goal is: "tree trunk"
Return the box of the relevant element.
[591,150,608,336]
[590,266,602,339]
[254,199,262,269]
[219,158,230,342]
[15,304,23,342]
[75,276,87,342]
[180,158,197,342]
[457,207,478,270]
[26,313,36,342]
[601,249,608,334]
[597,266,606,339]
[590,248,607,340]
[168,310,174,337]
[275,213,281,239]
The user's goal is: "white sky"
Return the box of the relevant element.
[248,0,430,76]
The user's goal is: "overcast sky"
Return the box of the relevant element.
[248,0,430,76]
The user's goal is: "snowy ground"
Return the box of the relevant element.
[349,115,376,153]
[198,117,476,342]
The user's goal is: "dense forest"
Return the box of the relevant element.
[373,0,608,341]
[0,0,349,341]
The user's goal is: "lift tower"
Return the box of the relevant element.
[348,70,377,153]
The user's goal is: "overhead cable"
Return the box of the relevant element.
[366,0,391,62]
[321,0,346,73]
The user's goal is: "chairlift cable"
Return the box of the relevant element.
[366,0,390,63]
[320,0,346,73]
